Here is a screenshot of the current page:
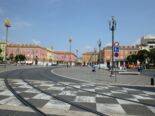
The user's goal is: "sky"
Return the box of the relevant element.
[0,0,155,56]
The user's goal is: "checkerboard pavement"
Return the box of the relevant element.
[0,78,155,116]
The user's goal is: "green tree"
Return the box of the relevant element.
[127,54,137,64]
[137,50,149,64]
[0,48,3,62]
[149,48,155,66]
[35,56,38,65]
[0,48,2,55]
[9,53,14,62]
[15,54,26,63]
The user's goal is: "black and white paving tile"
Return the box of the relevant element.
[0,78,155,116]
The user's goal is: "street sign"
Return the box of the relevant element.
[114,42,120,58]
[113,46,119,52]
[114,52,119,57]
[114,42,119,46]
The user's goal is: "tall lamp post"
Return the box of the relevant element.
[76,49,78,66]
[97,39,101,69]
[94,48,97,64]
[4,18,11,62]
[69,37,72,66]
[109,16,116,76]
[76,49,78,58]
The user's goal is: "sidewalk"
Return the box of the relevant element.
[53,66,153,86]
[0,64,44,73]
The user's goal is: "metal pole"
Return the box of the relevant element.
[4,18,11,68]
[76,49,78,66]
[69,38,72,67]
[94,48,96,65]
[98,40,101,69]
[4,27,8,62]
[100,46,101,67]
[70,42,71,66]
[4,18,11,63]
[112,30,114,75]
[4,27,9,68]
[6,27,8,43]
[76,49,78,58]
[109,16,116,76]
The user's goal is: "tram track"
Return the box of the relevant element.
[3,67,155,116]
[4,68,107,116]
[4,70,47,116]
[40,68,155,108]
[21,71,107,115]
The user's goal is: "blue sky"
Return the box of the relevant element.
[0,0,155,56]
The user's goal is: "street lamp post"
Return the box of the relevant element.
[69,37,72,66]
[4,18,11,62]
[97,39,101,69]
[109,16,116,76]
[76,49,78,58]
[76,49,78,66]
[94,48,97,64]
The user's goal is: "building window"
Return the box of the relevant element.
[149,46,153,49]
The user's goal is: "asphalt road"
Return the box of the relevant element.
[0,67,84,116]
[0,67,83,83]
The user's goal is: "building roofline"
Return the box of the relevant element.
[54,51,76,56]
[82,52,98,55]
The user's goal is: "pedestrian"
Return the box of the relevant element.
[92,64,96,72]
[67,64,68,68]
[138,65,140,72]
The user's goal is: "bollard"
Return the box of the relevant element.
[151,78,154,85]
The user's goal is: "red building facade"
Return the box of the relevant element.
[7,44,50,64]
[103,45,139,67]
[54,51,77,66]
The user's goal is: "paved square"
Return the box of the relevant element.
[0,78,154,116]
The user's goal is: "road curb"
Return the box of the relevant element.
[51,68,98,84]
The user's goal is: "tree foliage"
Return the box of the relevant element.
[0,48,2,54]
[0,57,3,62]
[149,48,155,65]
[9,53,14,61]
[137,49,149,64]
[15,54,26,62]
[127,54,137,64]
[127,49,155,66]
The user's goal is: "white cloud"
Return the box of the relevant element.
[32,39,41,45]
